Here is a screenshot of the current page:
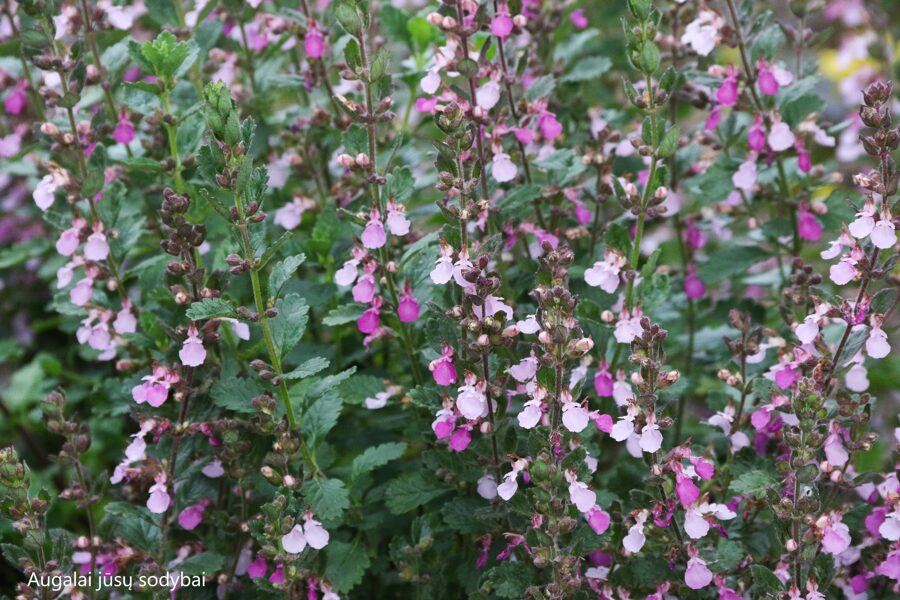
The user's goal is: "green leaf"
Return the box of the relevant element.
[638,41,660,74]
[301,388,342,443]
[456,58,478,79]
[628,0,652,20]
[385,471,451,514]
[696,245,769,285]
[0,238,52,269]
[283,357,330,380]
[486,561,536,598]
[211,377,264,414]
[325,539,370,593]
[524,75,556,102]
[268,254,306,299]
[302,478,349,521]
[270,294,309,359]
[178,551,225,576]
[561,56,612,83]
[657,126,680,158]
[751,564,785,593]
[98,502,160,553]
[334,0,362,35]
[370,47,390,81]
[729,469,778,499]
[185,297,235,321]
[351,442,407,481]
[323,304,365,326]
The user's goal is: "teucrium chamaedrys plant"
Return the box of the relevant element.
[0,0,899,598]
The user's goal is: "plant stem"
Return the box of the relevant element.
[482,350,502,481]
[454,1,490,203]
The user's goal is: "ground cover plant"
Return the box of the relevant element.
[0,0,899,598]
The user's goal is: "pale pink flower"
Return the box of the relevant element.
[518,399,542,429]
[33,174,58,211]
[768,121,795,152]
[562,401,590,433]
[866,326,890,358]
[732,159,757,192]
[179,325,207,367]
[680,11,721,56]
[456,373,487,420]
[476,81,501,110]
[281,524,307,554]
[685,556,713,589]
[491,152,517,183]
[147,473,171,514]
[386,201,411,236]
[584,250,625,293]
[303,514,330,549]
[84,231,110,261]
[361,211,387,249]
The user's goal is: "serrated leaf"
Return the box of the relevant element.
[524,75,556,102]
[185,297,235,321]
[178,551,225,576]
[302,478,349,521]
[325,539,370,593]
[283,357,330,380]
[751,564,785,593]
[729,469,777,499]
[270,294,309,359]
[268,254,306,299]
[351,442,407,481]
[211,377,263,414]
[323,304,365,326]
[385,471,451,514]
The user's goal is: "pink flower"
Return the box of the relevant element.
[491,152,517,183]
[849,196,876,239]
[639,418,663,453]
[84,231,110,261]
[352,274,375,304]
[476,81,501,110]
[33,174,58,211]
[570,9,588,29]
[829,256,857,285]
[684,271,706,300]
[430,242,455,284]
[303,513,330,549]
[584,250,625,293]
[821,518,851,555]
[305,25,325,59]
[866,326,890,358]
[357,298,382,334]
[449,427,471,452]
[456,373,487,420]
[70,278,94,306]
[757,66,779,95]
[568,478,597,513]
[420,69,441,95]
[178,501,207,530]
[179,325,207,367]
[685,556,713,589]
[518,400,542,429]
[4,81,27,115]
[146,473,171,514]
[491,9,513,38]
[509,355,538,383]
[692,457,715,480]
[732,158,757,192]
[587,507,610,534]
[562,401,589,433]
[594,364,613,397]
[269,565,285,584]
[247,557,267,579]
[796,139,812,173]
[538,112,562,139]
[113,111,135,144]
[748,114,767,151]
[57,227,80,256]
[432,408,455,439]
[716,68,739,106]
[281,524,307,554]
[797,207,822,241]
[871,207,897,249]
[768,121,795,152]
[386,201,411,236]
[676,474,700,506]
[361,211,386,249]
[429,344,458,386]
[397,287,420,323]
[680,11,721,56]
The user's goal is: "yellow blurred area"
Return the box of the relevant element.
[818,49,879,82]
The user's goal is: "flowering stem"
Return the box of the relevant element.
[454,1,490,203]
[161,93,184,194]
[4,7,45,122]
[357,25,423,386]
[481,350,502,481]
[78,0,133,158]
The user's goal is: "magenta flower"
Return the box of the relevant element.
[593,363,613,397]
[448,426,471,452]
[429,344,457,386]
[178,500,207,530]
[684,271,706,300]
[491,5,513,38]
[113,110,135,144]
[570,9,588,30]
[357,297,382,334]
[247,557,267,579]
[797,206,822,241]
[538,111,562,139]
[748,114,766,151]
[397,285,420,323]
[268,564,285,584]
[675,473,700,506]
[587,506,610,534]
[305,24,325,59]
[4,81,27,115]
[716,68,738,106]
[432,408,455,439]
